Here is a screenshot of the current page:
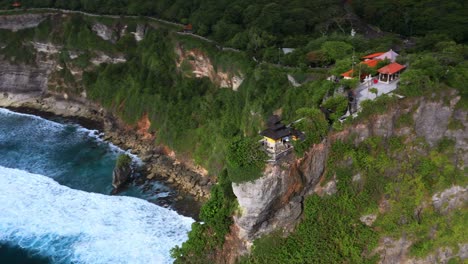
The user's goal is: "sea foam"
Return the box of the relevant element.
[0,166,194,264]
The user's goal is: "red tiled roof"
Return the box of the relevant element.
[362,59,379,68]
[378,62,406,74]
[341,69,353,78]
[341,59,380,77]
[362,52,384,59]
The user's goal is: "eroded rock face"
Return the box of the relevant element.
[232,164,300,246]
[232,141,329,251]
[90,53,126,65]
[31,42,62,54]
[0,59,50,93]
[374,236,412,264]
[432,185,467,214]
[133,24,146,42]
[175,46,244,90]
[0,13,50,31]
[228,94,467,262]
[112,162,132,189]
[413,100,453,147]
[92,23,117,43]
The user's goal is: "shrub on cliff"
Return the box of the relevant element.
[171,170,236,263]
[292,107,329,156]
[116,154,132,169]
[226,136,267,183]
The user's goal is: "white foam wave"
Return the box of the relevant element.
[0,166,194,264]
[74,126,142,165]
[0,107,142,164]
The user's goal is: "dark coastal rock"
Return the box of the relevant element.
[112,161,132,189]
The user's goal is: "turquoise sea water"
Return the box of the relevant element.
[0,108,193,264]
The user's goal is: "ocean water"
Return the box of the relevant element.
[0,108,193,263]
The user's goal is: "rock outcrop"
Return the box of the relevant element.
[0,13,50,31]
[228,93,467,261]
[175,46,244,91]
[90,52,127,65]
[133,24,147,42]
[432,185,467,215]
[0,59,51,93]
[92,22,117,43]
[232,141,329,251]
[112,159,132,189]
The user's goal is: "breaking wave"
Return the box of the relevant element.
[0,166,194,264]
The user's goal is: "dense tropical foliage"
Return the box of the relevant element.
[1,1,467,262]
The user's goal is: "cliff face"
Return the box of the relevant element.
[0,12,204,200]
[175,45,244,91]
[0,59,51,93]
[229,92,467,262]
[0,13,51,31]
[232,141,329,245]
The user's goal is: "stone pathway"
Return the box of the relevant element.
[355,78,399,107]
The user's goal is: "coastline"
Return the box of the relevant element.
[0,92,211,219]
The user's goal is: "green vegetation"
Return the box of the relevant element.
[244,131,466,263]
[0,0,347,56]
[397,41,468,108]
[171,170,236,263]
[243,172,379,264]
[321,95,348,122]
[226,137,267,183]
[116,154,132,168]
[352,0,468,42]
[291,108,328,156]
[1,6,467,263]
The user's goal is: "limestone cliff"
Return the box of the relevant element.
[0,13,51,31]
[175,45,244,91]
[228,92,467,262]
[0,11,215,200]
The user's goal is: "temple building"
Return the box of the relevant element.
[341,49,404,83]
[377,62,406,84]
[260,115,303,161]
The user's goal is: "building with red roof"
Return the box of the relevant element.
[340,49,403,82]
[377,62,406,83]
[362,52,384,60]
[11,1,21,8]
[340,59,380,80]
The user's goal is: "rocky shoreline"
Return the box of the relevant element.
[1,92,214,218]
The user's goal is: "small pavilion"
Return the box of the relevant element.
[260,115,302,161]
[377,62,406,84]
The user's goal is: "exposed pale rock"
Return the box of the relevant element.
[413,100,452,146]
[176,46,244,91]
[287,74,300,87]
[92,23,117,43]
[31,42,62,54]
[458,244,468,260]
[432,185,467,214]
[233,164,301,243]
[374,236,412,264]
[360,214,377,226]
[232,141,328,251]
[0,13,49,31]
[0,59,50,93]
[353,173,362,182]
[133,24,146,42]
[90,53,126,65]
